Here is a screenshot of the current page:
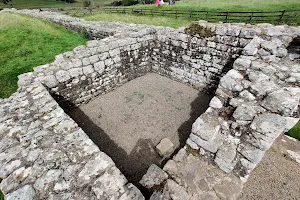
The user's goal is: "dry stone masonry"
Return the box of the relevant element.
[0,8,300,199]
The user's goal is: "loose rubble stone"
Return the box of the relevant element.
[209,97,223,109]
[139,164,168,189]
[156,138,175,157]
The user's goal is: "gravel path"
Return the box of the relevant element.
[240,135,300,200]
[68,73,212,184]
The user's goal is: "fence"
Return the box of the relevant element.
[54,7,300,25]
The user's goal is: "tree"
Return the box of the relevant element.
[2,0,13,7]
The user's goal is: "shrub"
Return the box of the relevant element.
[83,0,91,7]
[122,0,138,6]
[139,0,155,4]
[110,0,122,6]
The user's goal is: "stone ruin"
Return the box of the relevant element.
[0,8,299,200]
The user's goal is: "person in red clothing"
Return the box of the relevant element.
[156,0,160,6]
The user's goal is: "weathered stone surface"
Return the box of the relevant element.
[92,166,127,199]
[238,143,265,164]
[233,58,251,70]
[215,142,237,173]
[78,152,114,185]
[219,69,244,92]
[243,36,262,55]
[189,133,225,153]
[250,113,287,135]
[162,179,189,200]
[233,104,257,121]
[209,96,223,109]
[139,164,168,189]
[120,183,145,200]
[261,88,300,116]
[55,70,71,83]
[6,185,35,200]
[156,138,175,157]
[213,178,243,200]
[42,75,59,88]
[191,111,221,141]
[1,8,300,200]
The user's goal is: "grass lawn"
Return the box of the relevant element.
[0,0,114,9]
[287,121,300,140]
[0,13,87,98]
[84,13,191,28]
[133,0,300,12]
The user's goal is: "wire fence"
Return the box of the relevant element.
[51,7,300,25]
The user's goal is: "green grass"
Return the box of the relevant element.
[0,0,114,9]
[84,13,191,28]
[0,13,87,98]
[133,0,300,12]
[286,121,300,140]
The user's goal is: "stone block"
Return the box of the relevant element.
[139,164,168,189]
[55,70,71,83]
[156,138,174,158]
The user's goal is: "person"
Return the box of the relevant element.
[156,0,160,6]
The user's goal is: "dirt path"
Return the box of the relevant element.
[68,73,212,184]
[240,135,300,200]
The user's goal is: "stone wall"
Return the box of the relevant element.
[1,8,300,200]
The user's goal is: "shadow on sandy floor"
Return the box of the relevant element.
[51,82,213,198]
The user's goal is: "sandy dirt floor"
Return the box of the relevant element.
[68,73,212,184]
[240,135,300,200]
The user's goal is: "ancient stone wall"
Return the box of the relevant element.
[1,8,300,200]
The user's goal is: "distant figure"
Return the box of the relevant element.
[169,0,175,5]
[160,0,165,5]
[156,0,160,6]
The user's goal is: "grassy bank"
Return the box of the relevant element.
[0,13,87,98]
[133,0,300,12]
[287,121,300,140]
[84,13,190,28]
[0,0,114,9]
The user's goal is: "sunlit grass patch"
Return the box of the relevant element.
[84,13,191,28]
[0,13,87,98]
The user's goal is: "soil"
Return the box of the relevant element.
[67,73,213,185]
[240,135,300,200]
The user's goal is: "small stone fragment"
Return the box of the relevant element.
[156,138,175,157]
[139,164,168,189]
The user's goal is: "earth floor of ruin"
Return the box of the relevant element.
[67,73,213,185]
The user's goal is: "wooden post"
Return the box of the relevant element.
[189,10,192,18]
[151,9,153,17]
[162,10,164,16]
[176,10,178,19]
[249,12,253,24]
[225,12,228,23]
[206,11,208,20]
[279,10,286,23]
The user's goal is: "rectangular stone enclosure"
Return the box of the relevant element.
[2,9,300,200]
[67,73,212,184]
